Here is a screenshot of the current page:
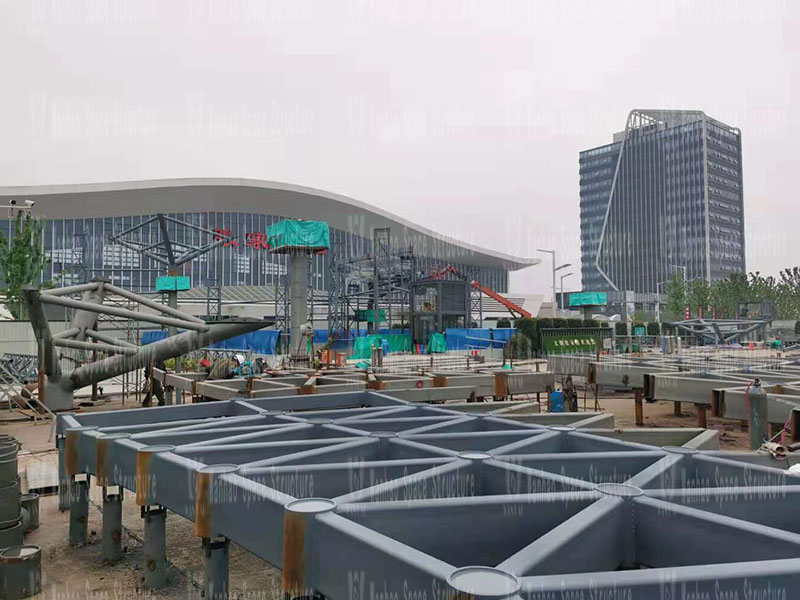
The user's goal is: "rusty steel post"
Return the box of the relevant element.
[634,389,644,426]
[281,499,336,600]
[695,404,707,429]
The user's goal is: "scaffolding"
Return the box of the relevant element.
[94,292,141,407]
[327,227,416,343]
[69,230,90,285]
[205,276,222,319]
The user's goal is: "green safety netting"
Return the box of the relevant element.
[348,334,411,359]
[427,332,447,354]
[267,220,330,251]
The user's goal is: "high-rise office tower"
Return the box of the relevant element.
[579,110,745,304]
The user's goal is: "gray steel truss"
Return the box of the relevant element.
[672,318,772,344]
[22,279,271,410]
[150,365,555,404]
[551,351,800,430]
[55,389,800,599]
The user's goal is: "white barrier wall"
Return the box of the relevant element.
[0,320,69,356]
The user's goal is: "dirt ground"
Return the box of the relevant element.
[1,389,753,598]
[587,389,753,450]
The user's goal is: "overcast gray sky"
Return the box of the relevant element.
[1,0,797,295]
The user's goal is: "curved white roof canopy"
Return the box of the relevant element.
[0,178,538,271]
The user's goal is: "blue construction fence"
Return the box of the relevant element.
[141,329,281,355]
[141,327,514,355]
[444,328,516,350]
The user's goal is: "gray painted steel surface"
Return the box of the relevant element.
[55,389,800,598]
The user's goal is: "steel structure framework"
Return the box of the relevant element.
[149,363,556,404]
[22,278,271,411]
[68,229,90,285]
[274,271,290,343]
[56,389,800,599]
[672,317,772,345]
[108,213,236,370]
[550,350,800,444]
[108,214,231,270]
[327,227,416,342]
[326,233,347,342]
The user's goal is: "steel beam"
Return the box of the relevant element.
[54,388,800,597]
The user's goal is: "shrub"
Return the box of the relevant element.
[615,322,628,336]
[516,318,537,340]
[508,332,530,360]
[582,320,599,328]
[515,318,538,354]
[496,318,512,329]
[646,322,661,336]
[566,318,584,328]
[552,318,568,329]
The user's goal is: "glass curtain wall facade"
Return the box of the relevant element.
[0,212,508,294]
[579,110,744,294]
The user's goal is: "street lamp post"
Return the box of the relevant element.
[655,280,671,323]
[559,272,573,310]
[537,249,572,309]
[669,264,687,282]
[537,249,556,304]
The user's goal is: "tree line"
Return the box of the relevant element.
[664,269,800,321]
[0,213,49,319]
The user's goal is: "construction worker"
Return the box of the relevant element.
[143,359,166,407]
[562,375,579,412]
[207,355,236,380]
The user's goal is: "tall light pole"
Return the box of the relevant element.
[669,264,687,282]
[656,280,671,323]
[559,272,573,310]
[536,249,571,308]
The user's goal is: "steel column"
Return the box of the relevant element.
[102,488,124,563]
[57,435,70,511]
[289,251,310,357]
[203,537,230,600]
[68,475,89,546]
[634,389,643,426]
[142,506,168,589]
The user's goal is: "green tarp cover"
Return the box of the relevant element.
[267,220,330,251]
[386,334,411,353]
[349,336,378,360]
[427,332,447,354]
[349,334,411,359]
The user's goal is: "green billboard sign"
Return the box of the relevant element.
[569,292,608,307]
[156,276,191,292]
[355,309,386,323]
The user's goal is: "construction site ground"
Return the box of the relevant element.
[2,388,755,598]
